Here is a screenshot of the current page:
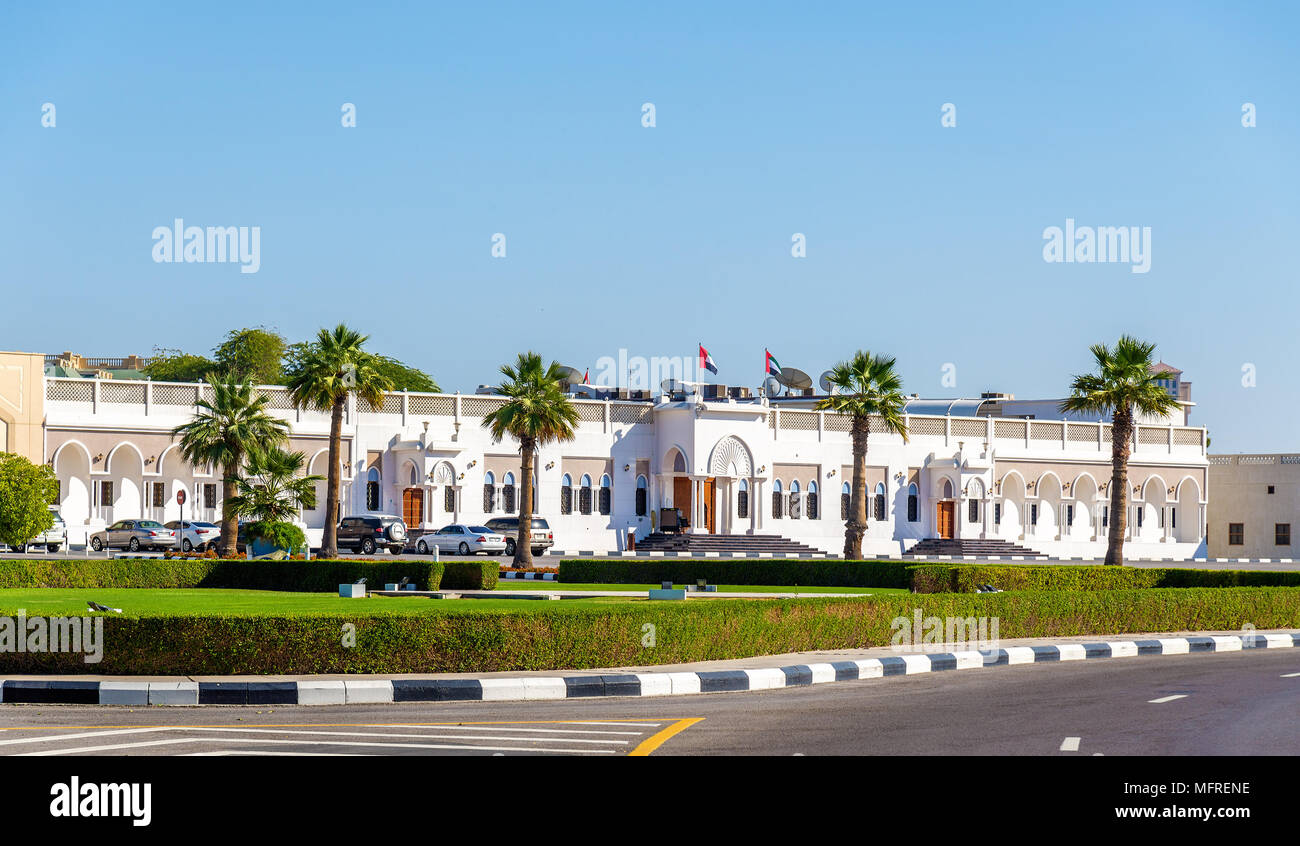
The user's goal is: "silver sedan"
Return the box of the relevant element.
[415,524,507,556]
[89,519,178,552]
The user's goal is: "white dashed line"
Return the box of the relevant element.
[1059,736,1081,752]
[1281,672,1300,678]
[1148,694,1188,704]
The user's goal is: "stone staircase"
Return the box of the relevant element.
[630,532,827,557]
[903,538,1047,559]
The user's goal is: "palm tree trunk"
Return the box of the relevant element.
[218,455,241,558]
[844,417,869,559]
[321,397,345,558]
[1106,406,1132,565]
[514,438,535,569]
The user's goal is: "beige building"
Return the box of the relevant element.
[0,351,46,463]
[1207,454,1300,559]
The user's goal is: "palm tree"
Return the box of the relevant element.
[483,352,579,567]
[815,351,909,559]
[171,373,289,557]
[224,446,323,524]
[1060,336,1181,566]
[286,324,393,558]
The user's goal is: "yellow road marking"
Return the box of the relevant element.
[627,717,702,756]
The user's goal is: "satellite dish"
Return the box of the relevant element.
[818,371,838,394]
[661,378,683,395]
[763,376,784,397]
[780,367,813,390]
[559,366,584,389]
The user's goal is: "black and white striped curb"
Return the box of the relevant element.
[498,571,558,581]
[3,632,1296,706]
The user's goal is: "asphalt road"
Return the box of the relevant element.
[1,649,1295,756]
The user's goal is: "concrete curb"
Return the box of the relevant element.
[2,632,1296,707]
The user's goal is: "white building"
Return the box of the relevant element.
[30,371,1211,559]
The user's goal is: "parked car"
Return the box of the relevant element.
[164,520,221,552]
[415,524,507,556]
[89,520,178,552]
[337,515,408,554]
[483,516,554,556]
[27,509,67,552]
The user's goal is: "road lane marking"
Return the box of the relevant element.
[182,726,629,745]
[1148,695,1188,703]
[1060,736,1081,752]
[18,737,620,756]
[1281,672,1300,678]
[628,717,703,756]
[384,723,645,735]
[0,727,164,747]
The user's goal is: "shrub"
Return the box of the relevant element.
[909,564,1300,593]
[558,558,913,588]
[2,587,1295,675]
[0,558,443,591]
[246,520,307,553]
[441,560,499,590]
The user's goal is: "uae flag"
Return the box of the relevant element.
[699,343,718,375]
[582,368,590,384]
[765,349,782,378]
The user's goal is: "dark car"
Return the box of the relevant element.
[483,516,554,556]
[337,515,408,554]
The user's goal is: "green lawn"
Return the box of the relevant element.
[498,582,908,595]
[0,588,655,617]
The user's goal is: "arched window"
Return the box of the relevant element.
[599,474,612,515]
[408,465,419,487]
[968,497,979,523]
[772,480,784,519]
[579,474,593,515]
[737,479,749,519]
[942,478,954,499]
[444,485,455,514]
[366,467,381,511]
[874,482,886,521]
[503,472,516,514]
[483,471,496,513]
[907,483,919,522]
[841,482,851,520]
[560,473,573,515]
[789,480,801,519]
[807,481,819,519]
[635,475,648,516]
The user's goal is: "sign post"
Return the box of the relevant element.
[176,488,187,551]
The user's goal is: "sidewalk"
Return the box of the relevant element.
[3,630,1296,706]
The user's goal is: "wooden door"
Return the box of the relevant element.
[673,477,692,526]
[936,502,955,539]
[402,488,423,528]
[703,477,716,534]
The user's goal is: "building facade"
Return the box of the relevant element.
[35,372,1211,559]
[1207,453,1300,559]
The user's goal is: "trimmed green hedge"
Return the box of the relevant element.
[0,559,444,592]
[440,560,499,591]
[558,558,913,588]
[3,587,1296,675]
[911,564,1300,593]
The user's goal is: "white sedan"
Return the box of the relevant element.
[416,524,507,556]
[164,520,221,552]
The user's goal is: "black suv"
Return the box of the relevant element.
[483,516,554,556]
[337,515,408,554]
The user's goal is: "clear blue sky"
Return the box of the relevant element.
[3,2,1297,452]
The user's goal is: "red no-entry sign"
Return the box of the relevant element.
[176,489,187,506]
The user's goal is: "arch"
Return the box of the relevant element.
[940,477,954,499]
[662,445,690,474]
[432,460,455,485]
[599,473,611,488]
[51,439,93,475]
[400,459,420,488]
[1174,476,1202,542]
[1035,473,1062,537]
[156,442,188,476]
[1175,475,1201,504]
[1035,471,1064,497]
[772,479,783,493]
[580,474,592,488]
[561,473,573,487]
[1141,474,1170,501]
[707,435,753,478]
[807,480,818,494]
[738,478,749,492]
[965,477,985,499]
[789,479,800,493]
[998,470,1026,497]
[1070,472,1101,499]
[367,467,381,483]
[1069,473,1099,537]
[106,441,146,473]
[842,482,851,495]
[53,441,92,529]
[504,471,516,486]
[484,471,496,486]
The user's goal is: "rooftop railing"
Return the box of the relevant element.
[43,376,1207,456]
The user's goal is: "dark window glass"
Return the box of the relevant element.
[968,499,979,523]
[807,493,818,520]
[1030,504,1038,526]
[579,487,592,515]
[366,481,380,510]
[635,488,647,516]
[504,486,516,514]
[841,493,850,520]
[560,486,572,515]
[874,494,885,521]
[599,486,611,515]
[204,484,217,508]
[1228,523,1244,545]
[444,486,456,513]
[737,491,748,519]
[994,503,1001,525]
[907,494,918,522]
[772,493,783,519]
[1276,524,1290,546]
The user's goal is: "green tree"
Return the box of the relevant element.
[0,453,59,549]
[224,446,322,524]
[1060,336,1182,566]
[373,355,441,392]
[482,352,579,567]
[171,373,290,557]
[214,327,286,385]
[286,324,393,558]
[144,348,219,383]
[815,351,909,559]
